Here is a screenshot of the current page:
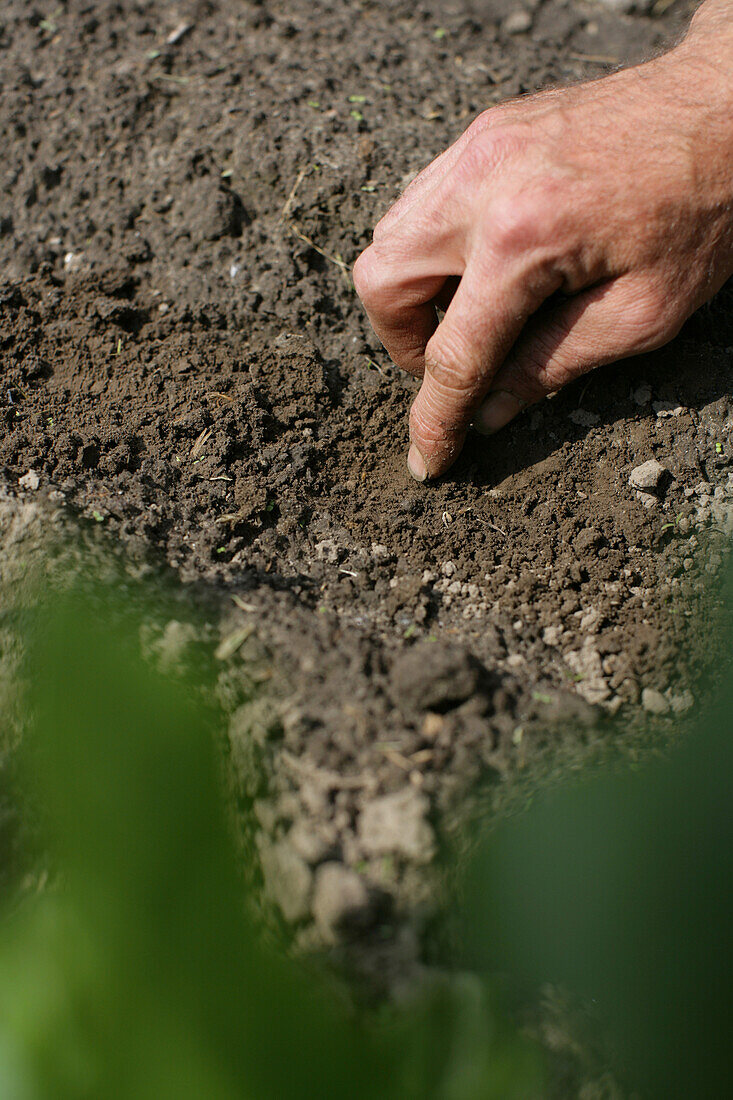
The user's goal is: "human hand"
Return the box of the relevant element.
[353,6,733,481]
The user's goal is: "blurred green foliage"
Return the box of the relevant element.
[466,574,733,1099]
[0,586,543,1100]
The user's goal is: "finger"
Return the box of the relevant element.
[473,275,679,434]
[408,258,551,480]
[353,216,468,376]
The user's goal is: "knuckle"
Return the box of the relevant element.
[424,330,481,400]
[352,248,374,298]
[464,108,495,141]
[420,332,482,418]
[457,123,527,183]
[352,247,390,308]
[489,190,550,257]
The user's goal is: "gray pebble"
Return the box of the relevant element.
[641,687,670,716]
[19,470,40,491]
[259,839,313,923]
[358,787,435,864]
[288,820,337,865]
[311,862,374,941]
[502,9,533,33]
[629,459,669,493]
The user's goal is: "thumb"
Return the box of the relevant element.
[408,265,538,480]
[473,276,681,435]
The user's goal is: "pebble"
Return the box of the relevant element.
[259,839,313,923]
[595,0,654,15]
[421,712,445,740]
[667,689,694,715]
[358,787,435,864]
[653,401,685,418]
[629,459,669,493]
[502,9,533,33]
[315,538,339,563]
[641,687,670,716]
[565,642,611,705]
[633,383,652,406]
[311,862,374,941]
[288,820,337,865]
[19,470,40,491]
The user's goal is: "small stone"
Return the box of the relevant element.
[502,9,532,33]
[653,400,681,418]
[667,689,694,715]
[421,712,445,740]
[633,383,652,406]
[596,0,653,13]
[568,409,600,428]
[259,839,313,923]
[311,862,374,941]
[641,687,670,716]
[315,538,339,563]
[565,643,611,704]
[629,459,669,493]
[579,606,601,633]
[288,820,337,865]
[19,470,40,491]
[358,787,435,863]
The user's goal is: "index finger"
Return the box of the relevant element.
[408,256,556,479]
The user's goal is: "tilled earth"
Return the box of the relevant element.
[2,0,732,1014]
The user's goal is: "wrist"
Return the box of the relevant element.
[676,2,733,108]
[663,15,733,180]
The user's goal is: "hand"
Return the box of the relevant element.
[353,6,733,481]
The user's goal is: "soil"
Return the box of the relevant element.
[1,0,732,1029]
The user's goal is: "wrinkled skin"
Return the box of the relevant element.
[354,1,733,481]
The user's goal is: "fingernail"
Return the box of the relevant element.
[474,390,524,436]
[407,443,428,482]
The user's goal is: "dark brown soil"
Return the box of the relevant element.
[1,0,732,1011]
